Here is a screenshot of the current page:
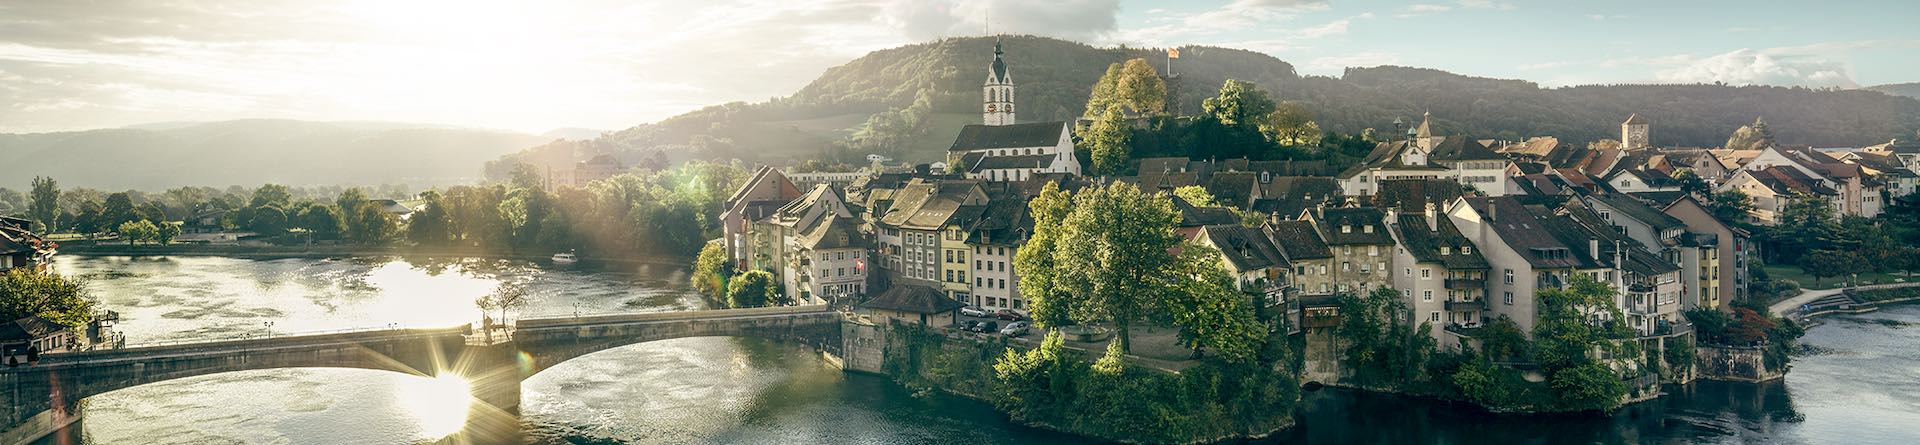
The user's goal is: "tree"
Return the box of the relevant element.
[1672,169,1710,197]
[1724,117,1775,151]
[1201,79,1275,127]
[407,191,453,246]
[1706,190,1755,226]
[1261,101,1322,146]
[1530,275,1632,374]
[336,187,368,236]
[296,203,343,240]
[1773,192,1840,264]
[475,282,530,329]
[1016,181,1076,330]
[0,269,96,328]
[1172,185,1218,207]
[726,270,779,308]
[154,221,181,246]
[1550,363,1627,412]
[692,243,734,301]
[1084,105,1133,176]
[1162,243,1267,362]
[347,204,397,244]
[28,177,58,232]
[117,220,159,246]
[1051,182,1181,353]
[247,205,290,235]
[1798,250,1854,286]
[70,200,104,237]
[1082,59,1168,117]
[250,184,292,209]
[101,192,138,231]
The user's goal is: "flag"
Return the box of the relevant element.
[1167,48,1181,59]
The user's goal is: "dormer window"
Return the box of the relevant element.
[1363,225,1374,233]
[1462,246,1472,255]
[1441,246,1452,255]
[1341,225,1351,233]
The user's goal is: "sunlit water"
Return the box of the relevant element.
[37,256,1920,444]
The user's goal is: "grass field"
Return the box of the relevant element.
[1763,265,1910,290]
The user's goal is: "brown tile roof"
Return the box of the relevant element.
[1312,207,1394,245]
[860,285,965,314]
[1265,220,1331,261]
[1200,224,1286,272]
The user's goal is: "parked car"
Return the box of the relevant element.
[957,320,978,332]
[1000,321,1030,337]
[960,306,989,318]
[994,309,1027,321]
[974,321,998,333]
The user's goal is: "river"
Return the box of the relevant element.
[37,255,1920,444]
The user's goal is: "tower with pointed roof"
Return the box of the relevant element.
[1622,113,1649,150]
[983,39,1015,126]
[1414,111,1437,151]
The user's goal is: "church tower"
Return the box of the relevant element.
[983,39,1015,126]
[1622,113,1649,150]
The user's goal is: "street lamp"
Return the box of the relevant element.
[263,321,275,338]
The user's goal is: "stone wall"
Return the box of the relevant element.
[1696,345,1782,382]
[1300,328,1344,384]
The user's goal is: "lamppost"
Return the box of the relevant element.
[263,321,275,339]
[573,302,582,318]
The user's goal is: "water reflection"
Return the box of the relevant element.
[40,256,1920,445]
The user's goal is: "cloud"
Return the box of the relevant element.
[1297,17,1353,39]
[883,0,1120,42]
[1456,0,1515,10]
[1655,48,1857,88]
[1406,4,1452,13]
[1306,52,1401,71]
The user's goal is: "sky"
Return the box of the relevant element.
[1,0,1916,134]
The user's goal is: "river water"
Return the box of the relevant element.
[39,255,1920,444]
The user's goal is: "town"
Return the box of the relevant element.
[4,3,1920,444]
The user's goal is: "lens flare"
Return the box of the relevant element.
[400,374,473,440]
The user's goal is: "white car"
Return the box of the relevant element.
[959,306,989,318]
[1000,321,1030,337]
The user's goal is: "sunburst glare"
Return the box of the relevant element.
[399,374,473,441]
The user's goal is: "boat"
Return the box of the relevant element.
[551,251,578,265]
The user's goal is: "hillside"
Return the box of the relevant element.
[1867,82,1920,99]
[502,35,1920,175]
[0,120,546,190]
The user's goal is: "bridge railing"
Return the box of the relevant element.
[517,304,832,329]
[120,324,423,348]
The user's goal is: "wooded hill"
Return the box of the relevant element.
[518,35,1920,171]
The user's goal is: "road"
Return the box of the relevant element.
[1770,282,1920,318]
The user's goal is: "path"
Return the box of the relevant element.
[1771,282,1920,318]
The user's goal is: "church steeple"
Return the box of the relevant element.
[983,38,1016,126]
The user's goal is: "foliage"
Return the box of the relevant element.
[474,282,529,324]
[1162,243,1268,362]
[407,191,453,246]
[0,269,97,328]
[1084,58,1168,116]
[1016,181,1076,330]
[1335,287,1438,389]
[1530,275,1633,373]
[1549,363,1628,412]
[102,192,139,231]
[347,204,397,244]
[1172,185,1217,207]
[1083,105,1133,176]
[1724,117,1775,151]
[1797,250,1856,286]
[1050,182,1182,353]
[725,270,780,308]
[1477,315,1529,362]
[1201,79,1275,128]
[117,220,159,246]
[691,243,734,301]
[1261,101,1322,146]
[28,177,59,231]
[1706,190,1755,227]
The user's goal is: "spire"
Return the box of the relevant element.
[988,38,1009,83]
[1415,111,1434,139]
[1623,113,1647,125]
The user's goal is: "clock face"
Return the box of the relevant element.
[987,104,996,112]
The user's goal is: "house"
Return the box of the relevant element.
[1194,224,1288,307]
[1448,196,1610,335]
[950,122,1081,180]
[1303,206,1396,294]
[1603,169,1682,193]
[0,216,55,273]
[1387,203,1489,350]
[873,179,987,301]
[857,285,965,327]
[773,185,868,305]
[1718,166,1839,224]
[965,197,1031,312]
[1249,175,1341,219]
[0,316,71,363]
[572,154,624,186]
[1265,219,1334,333]
[721,166,804,268]
[1338,113,1514,196]
[1662,196,1752,311]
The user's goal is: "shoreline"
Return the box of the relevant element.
[55,244,695,268]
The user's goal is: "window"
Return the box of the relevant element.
[837,268,846,277]
[1423,290,1433,301]
[1405,268,1413,277]
[837,252,846,260]
[1378,262,1386,273]
[975,260,982,269]
[976,277,982,287]
[945,270,953,282]
[1343,262,1352,271]
[1430,311,1440,322]
[1364,225,1374,234]
[1504,269,1515,284]
[1461,246,1471,255]
[1504,291,1514,305]
[1343,246,1352,255]
[1342,225,1352,233]
[1369,246,1379,256]
[1403,289,1412,297]
[958,271,966,282]
[1441,246,1451,255]
[1421,269,1431,279]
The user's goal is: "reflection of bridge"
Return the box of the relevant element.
[0,305,843,444]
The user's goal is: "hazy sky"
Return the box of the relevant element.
[2,0,1916,134]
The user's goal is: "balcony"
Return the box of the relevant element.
[1444,277,1486,289]
[1628,282,1656,293]
[1445,299,1486,311]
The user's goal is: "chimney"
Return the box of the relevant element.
[1424,202,1438,232]
[1588,238,1601,262]
[1486,200,1497,222]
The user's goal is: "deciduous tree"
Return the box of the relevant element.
[1201,79,1275,128]
[1051,182,1181,353]
[28,177,59,232]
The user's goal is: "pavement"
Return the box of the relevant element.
[1770,282,1920,319]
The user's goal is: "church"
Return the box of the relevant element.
[947,40,1081,181]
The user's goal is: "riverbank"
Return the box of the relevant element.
[56,243,693,267]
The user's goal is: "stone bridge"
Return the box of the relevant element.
[0,305,844,444]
